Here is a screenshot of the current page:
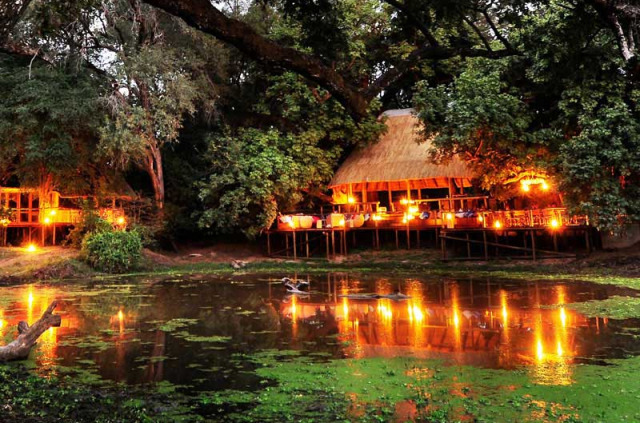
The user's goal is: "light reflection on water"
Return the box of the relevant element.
[0,275,637,390]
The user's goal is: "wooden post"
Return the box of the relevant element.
[325,232,330,259]
[466,233,471,258]
[406,222,411,250]
[448,178,454,211]
[483,230,489,260]
[344,228,348,256]
[292,229,297,260]
[585,228,591,253]
[375,225,380,250]
[388,184,394,212]
[331,230,335,256]
[267,232,271,256]
[285,233,289,257]
[523,231,528,257]
[441,233,447,260]
[530,230,537,261]
[52,222,56,246]
[305,232,310,258]
[395,229,399,249]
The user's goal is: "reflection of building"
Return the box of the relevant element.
[279,278,603,381]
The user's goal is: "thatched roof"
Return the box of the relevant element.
[329,109,474,190]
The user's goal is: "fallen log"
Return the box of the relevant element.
[0,301,61,361]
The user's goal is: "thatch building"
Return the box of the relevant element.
[329,109,476,212]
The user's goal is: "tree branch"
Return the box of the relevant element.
[383,0,439,46]
[142,0,371,119]
[0,301,61,362]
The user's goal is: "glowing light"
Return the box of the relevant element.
[407,214,414,221]
[522,182,530,192]
[116,216,126,225]
[49,210,56,216]
[494,221,502,229]
[339,218,345,227]
[557,341,564,357]
[559,307,566,328]
[342,297,349,320]
[347,197,355,204]
[453,311,459,328]
[550,218,559,228]
[446,213,453,220]
[409,206,418,214]
[118,309,124,322]
[478,215,484,222]
[536,339,544,361]
[43,217,51,224]
[26,244,37,253]
[412,306,424,322]
[372,214,381,221]
[400,199,409,205]
[541,181,549,190]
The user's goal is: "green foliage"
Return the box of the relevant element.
[82,230,143,273]
[414,3,640,229]
[65,203,113,249]
[0,53,104,190]
[198,128,340,238]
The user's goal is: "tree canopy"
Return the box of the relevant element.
[0,0,638,235]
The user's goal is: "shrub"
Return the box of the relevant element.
[66,204,113,248]
[81,230,143,273]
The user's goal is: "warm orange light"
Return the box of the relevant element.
[409,206,418,214]
[49,210,56,216]
[453,311,459,328]
[541,181,549,190]
[446,213,453,220]
[536,339,544,361]
[339,218,345,227]
[550,218,559,228]
[372,214,381,221]
[478,215,484,222]
[117,216,126,225]
[559,307,566,328]
[557,341,564,357]
[26,244,37,253]
[522,182,530,192]
[118,309,124,322]
[412,306,424,322]
[494,221,502,229]
[407,214,414,221]
[347,197,355,204]
[43,217,51,224]
[400,199,409,205]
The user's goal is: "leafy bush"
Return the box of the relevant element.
[81,230,143,273]
[65,203,113,248]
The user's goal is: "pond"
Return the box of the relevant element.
[1,273,640,421]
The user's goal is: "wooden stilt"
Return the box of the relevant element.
[267,232,271,256]
[466,233,471,258]
[292,230,297,260]
[406,224,410,250]
[530,230,537,261]
[585,228,591,253]
[285,233,289,257]
[331,230,335,256]
[343,229,348,256]
[305,232,309,258]
[325,232,330,259]
[441,232,447,260]
[483,230,488,260]
[395,230,399,249]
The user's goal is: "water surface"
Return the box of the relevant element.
[1,274,639,392]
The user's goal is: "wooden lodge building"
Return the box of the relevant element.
[268,108,592,260]
[0,186,126,247]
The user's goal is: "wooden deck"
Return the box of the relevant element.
[266,207,592,261]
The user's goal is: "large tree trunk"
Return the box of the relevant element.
[145,143,165,210]
[0,301,61,361]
